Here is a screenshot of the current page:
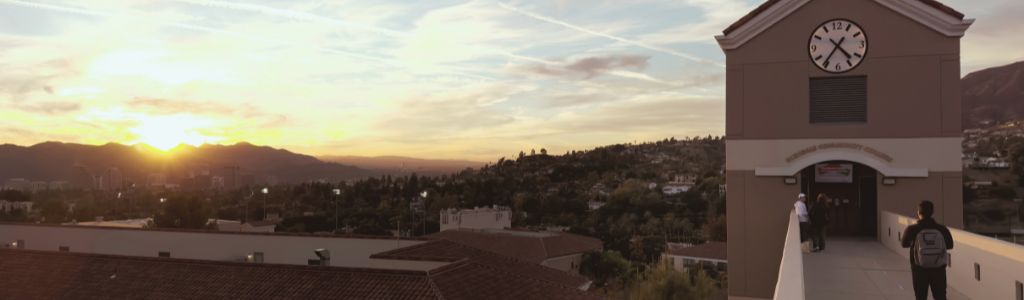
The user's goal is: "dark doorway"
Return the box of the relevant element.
[799,161,878,237]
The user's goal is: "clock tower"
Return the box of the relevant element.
[716,0,972,299]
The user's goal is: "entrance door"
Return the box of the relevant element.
[799,161,878,237]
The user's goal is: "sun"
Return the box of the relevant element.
[130,115,221,151]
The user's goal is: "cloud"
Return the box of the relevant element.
[10,101,81,115]
[498,1,723,67]
[126,97,289,128]
[516,54,650,79]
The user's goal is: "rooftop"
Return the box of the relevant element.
[722,0,965,35]
[0,247,603,300]
[428,229,603,263]
[665,241,727,261]
[373,239,593,289]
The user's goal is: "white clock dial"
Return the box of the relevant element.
[809,19,867,73]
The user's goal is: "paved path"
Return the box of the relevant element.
[802,237,968,300]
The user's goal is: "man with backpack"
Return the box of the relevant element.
[901,200,954,300]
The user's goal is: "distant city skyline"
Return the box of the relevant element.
[0,0,1020,160]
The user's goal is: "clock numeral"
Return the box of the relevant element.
[853,31,862,38]
[859,41,865,49]
[853,53,863,58]
[814,55,823,61]
[810,44,817,51]
[823,61,830,68]
[846,60,852,67]
[835,64,841,71]
[832,22,842,30]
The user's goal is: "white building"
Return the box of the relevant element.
[68,217,153,229]
[0,200,32,213]
[661,183,692,195]
[440,206,511,232]
[664,241,727,273]
[211,219,277,233]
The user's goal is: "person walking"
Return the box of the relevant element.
[810,193,830,252]
[795,193,810,245]
[901,200,954,300]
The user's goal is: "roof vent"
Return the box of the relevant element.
[245,252,264,263]
[314,248,331,266]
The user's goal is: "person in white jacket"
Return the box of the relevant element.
[795,193,810,242]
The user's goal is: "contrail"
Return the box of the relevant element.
[497,1,724,68]
[0,0,495,82]
[171,0,407,38]
[172,0,685,86]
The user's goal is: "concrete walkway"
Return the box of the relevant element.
[802,237,968,300]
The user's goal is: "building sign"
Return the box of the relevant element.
[785,142,894,163]
[815,163,853,183]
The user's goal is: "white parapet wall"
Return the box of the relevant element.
[772,210,805,300]
[0,223,444,270]
[879,211,1024,300]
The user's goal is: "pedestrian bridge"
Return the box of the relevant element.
[773,211,1024,300]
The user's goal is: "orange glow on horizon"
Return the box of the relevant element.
[129,115,222,151]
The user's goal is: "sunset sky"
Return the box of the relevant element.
[0,0,1021,160]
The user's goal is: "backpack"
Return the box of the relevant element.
[913,228,948,268]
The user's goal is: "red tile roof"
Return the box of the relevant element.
[427,229,603,264]
[665,242,727,261]
[0,246,604,299]
[373,239,593,289]
[723,0,965,35]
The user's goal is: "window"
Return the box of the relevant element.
[974,263,981,281]
[717,262,727,272]
[1016,281,1023,300]
[810,76,867,123]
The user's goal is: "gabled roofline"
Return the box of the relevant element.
[716,0,973,50]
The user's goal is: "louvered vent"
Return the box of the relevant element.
[810,76,867,123]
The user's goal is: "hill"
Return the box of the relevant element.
[963,61,1024,128]
[319,155,484,176]
[0,142,372,187]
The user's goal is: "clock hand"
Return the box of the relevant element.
[830,37,852,59]
[823,40,841,64]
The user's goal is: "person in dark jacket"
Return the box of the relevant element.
[901,200,954,300]
[809,193,830,252]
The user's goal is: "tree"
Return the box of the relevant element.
[1009,142,1024,186]
[703,215,728,242]
[38,200,68,224]
[154,196,210,229]
[540,148,548,155]
[629,261,720,300]
[580,250,632,289]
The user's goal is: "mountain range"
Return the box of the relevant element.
[0,142,371,186]
[963,61,1024,128]
[319,155,484,176]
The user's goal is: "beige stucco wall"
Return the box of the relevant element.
[722,0,965,298]
[0,224,441,270]
[725,0,962,140]
[542,253,584,274]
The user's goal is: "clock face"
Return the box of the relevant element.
[809,19,867,73]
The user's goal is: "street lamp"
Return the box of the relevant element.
[261,187,269,220]
[419,191,428,236]
[333,188,341,233]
